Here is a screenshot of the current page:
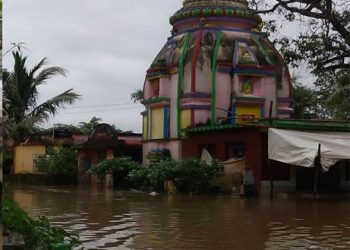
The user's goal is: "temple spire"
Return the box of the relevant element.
[170,0,261,31]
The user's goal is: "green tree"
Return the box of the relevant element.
[111,124,133,133]
[250,0,349,119]
[35,147,78,176]
[316,69,350,119]
[250,0,349,72]
[78,116,102,135]
[130,89,143,103]
[291,81,318,119]
[78,117,133,135]
[3,51,80,144]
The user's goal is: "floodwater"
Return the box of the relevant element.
[7,185,350,250]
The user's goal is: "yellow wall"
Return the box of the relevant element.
[13,190,33,209]
[14,145,46,174]
[181,109,191,129]
[236,106,261,124]
[143,115,148,140]
[151,108,164,139]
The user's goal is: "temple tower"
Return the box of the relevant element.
[142,0,292,163]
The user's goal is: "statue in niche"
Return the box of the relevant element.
[198,32,215,70]
[242,50,251,60]
[239,47,253,61]
[172,36,185,65]
[242,78,253,94]
[237,43,258,65]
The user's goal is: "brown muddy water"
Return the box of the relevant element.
[7,185,350,250]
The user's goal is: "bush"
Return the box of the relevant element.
[173,158,223,194]
[129,158,223,194]
[35,147,77,176]
[3,195,81,249]
[89,157,223,194]
[129,160,178,191]
[89,157,140,187]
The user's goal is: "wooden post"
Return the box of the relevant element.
[268,159,274,198]
[269,101,273,125]
[313,144,321,197]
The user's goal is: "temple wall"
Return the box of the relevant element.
[170,73,178,138]
[261,76,277,117]
[159,77,170,97]
[196,66,212,93]
[180,109,191,129]
[183,63,192,93]
[216,72,232,121]
[143,79,151,99]
[233,74,240,96]
[194,109,210,124]
[252,78,263,96]
[143,140,182,164]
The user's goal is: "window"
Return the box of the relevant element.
[227,143,245,159]
[33,154,45,173]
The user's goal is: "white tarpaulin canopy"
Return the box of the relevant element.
[268,128,350,172]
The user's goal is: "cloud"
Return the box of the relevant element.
[3,0,182,132]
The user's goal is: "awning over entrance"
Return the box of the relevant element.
[268,128,350,171]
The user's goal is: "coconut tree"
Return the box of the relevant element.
[78,116,102,135]
[3,51,80,144]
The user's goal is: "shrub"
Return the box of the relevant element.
[173,158,223,194]
[35,147,77,176]
[89,157,139,175]
[3,195,81,249]
[133,160,177,191]
[129,158,223,194]
[88,157,223,194]
[89,157,140,187]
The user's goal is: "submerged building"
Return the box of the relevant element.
[141,0,293,185]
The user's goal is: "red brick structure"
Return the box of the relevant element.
[182,126,267,187]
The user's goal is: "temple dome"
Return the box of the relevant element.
[170,0,261,32]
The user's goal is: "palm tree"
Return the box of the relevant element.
[3,51,80,144]
[78,116,102,135]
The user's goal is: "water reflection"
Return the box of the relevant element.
[8,185,350,250]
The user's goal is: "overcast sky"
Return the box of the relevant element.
[3,0,182,132]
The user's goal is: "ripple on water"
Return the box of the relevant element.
[265,222,350,250]
[9,186,350,249]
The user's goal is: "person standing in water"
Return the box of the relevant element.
[242,164,255,197]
